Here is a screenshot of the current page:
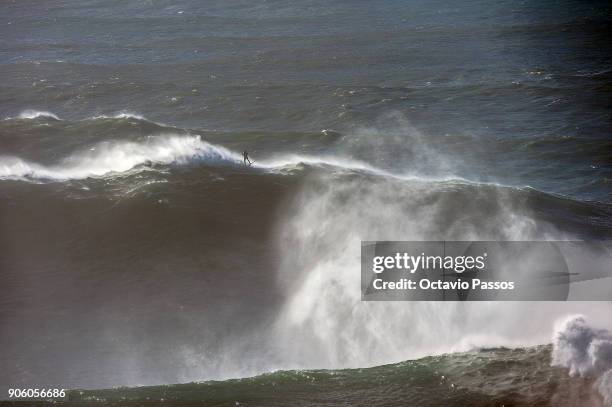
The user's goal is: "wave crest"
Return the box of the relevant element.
[552,316,612,404]
[90,112,148,121]
[0,135,241,181]
[6,110,150,123]
[14,110,61,120]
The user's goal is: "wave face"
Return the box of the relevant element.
[1,0,612,401]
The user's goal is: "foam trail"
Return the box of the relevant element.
[552,316,612,405]
[14,110,60,120]
[0,135,241,181]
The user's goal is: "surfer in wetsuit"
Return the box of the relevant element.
[243,150,252,165]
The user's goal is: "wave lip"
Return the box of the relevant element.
[0,135,242,181]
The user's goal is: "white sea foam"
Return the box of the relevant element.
[15,109,61,120]
[0,135,241,181]
[6,110,149,122]
[552,316,612,405]
[90,111,148,121]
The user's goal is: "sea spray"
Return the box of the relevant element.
[552,316,612,405]
[271,171,562,370]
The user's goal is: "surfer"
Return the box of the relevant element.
[243,150,252,166]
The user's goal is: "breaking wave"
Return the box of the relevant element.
[552,316,612,405]
[0,132,468,183]
[13,109,61,120]
[5,110,151,123]
[90,112,150,121]
[0,135,241,181]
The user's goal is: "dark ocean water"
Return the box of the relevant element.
[1,0,612,405]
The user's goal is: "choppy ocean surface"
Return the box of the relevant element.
[1,0,612,405]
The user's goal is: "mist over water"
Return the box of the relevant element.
[269,165,611,370]
[1,0,612,402]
